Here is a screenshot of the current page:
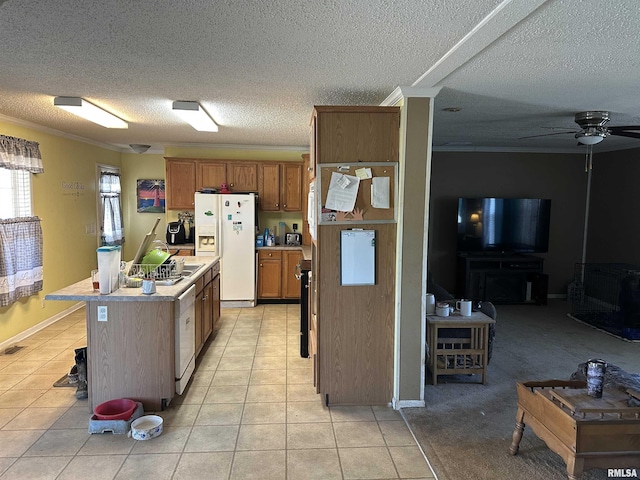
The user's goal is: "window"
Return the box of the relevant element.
[98,167,124,246]
[0,168,31,219]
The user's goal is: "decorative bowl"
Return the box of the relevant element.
[93,398,137,421]
[130,415,163,440]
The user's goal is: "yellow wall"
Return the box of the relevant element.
[119,153,166,261]
[0,121,120,344]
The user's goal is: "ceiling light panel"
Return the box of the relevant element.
[53,96,128,129]
[172,101,218,132]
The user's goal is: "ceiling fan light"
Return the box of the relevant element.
[172,101,218,132]
[54,96,128,129]
[576,133,604,145]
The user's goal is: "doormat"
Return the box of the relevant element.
[53,374,76,388]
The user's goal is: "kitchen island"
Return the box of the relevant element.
[46,256,219,412]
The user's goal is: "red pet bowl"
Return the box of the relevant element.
[94,398,137,421]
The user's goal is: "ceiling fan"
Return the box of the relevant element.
[521,111,640,145]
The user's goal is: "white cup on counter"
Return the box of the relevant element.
[142,279,156,295]
[426,293,436,315]
[456,299,472,316]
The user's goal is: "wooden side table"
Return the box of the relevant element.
[510,380,640,480]
[426,311,495,385]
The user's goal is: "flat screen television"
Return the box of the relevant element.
[457,197,551,253]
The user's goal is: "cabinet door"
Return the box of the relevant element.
[165,159,196,210]
[202,281,213,342]
[228,162,258,192]
[258,259,282,298]
[282,250,302,299]
[212,274,220,330]
[259,163,280,211]
[282,164,302,212]
[315,108,399,164]
[195,289,204,355]
[198,162,227,191]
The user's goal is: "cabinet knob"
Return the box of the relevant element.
[283,204,287,208]
[259,263,263,267]
[268,253,272,257]
[230,183,234,187]
[276,203,279,207]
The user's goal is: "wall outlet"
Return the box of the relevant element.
[97,306,108,322]
[85,223,96,235]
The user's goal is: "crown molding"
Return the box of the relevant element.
[381,86,442,106]
[0,112,121,151]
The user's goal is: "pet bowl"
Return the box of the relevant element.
[93,398,137,421]
[130,415,163,440]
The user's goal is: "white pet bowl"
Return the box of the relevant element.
[130,415,163,440]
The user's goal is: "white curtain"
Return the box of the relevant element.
[0,217,43,307]
[100,172,124,245]
[0,135,44,173]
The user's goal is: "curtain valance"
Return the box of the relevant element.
[0,134,44,173]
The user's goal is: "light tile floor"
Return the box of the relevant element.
[0,304,436,479]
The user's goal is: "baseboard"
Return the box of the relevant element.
[393,399,426,409]
[0,302,84,351]
[221,300,255,308]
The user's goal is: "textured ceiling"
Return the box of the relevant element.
[0,0,639,153]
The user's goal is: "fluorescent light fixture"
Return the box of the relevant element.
[172,101,218,132]
[54,96,128,129]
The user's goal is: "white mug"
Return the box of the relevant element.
[142,279,156,295]
[456,299,472,316]
[426,293,436,315]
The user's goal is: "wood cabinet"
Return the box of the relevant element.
[311,105,399,406]
[283,250,302,299]
[257,249,282,298]
[258,162,303,212]
[312,106,399,164]
[259,163,281,211]
[301,154,312,246]
[197,161,227,191]
[166,158,259,210]
[165,159,196,209]
[195,261,221,356]
[228,162,258,191]
[257,248,302,299]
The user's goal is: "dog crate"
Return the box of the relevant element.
[570,263,640,340]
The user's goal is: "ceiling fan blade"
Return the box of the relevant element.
[518,131,578,140]
[609,130,640,139]
[607,125,640,132]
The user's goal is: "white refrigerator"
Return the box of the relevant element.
[194,192,257,307]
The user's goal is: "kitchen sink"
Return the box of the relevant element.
[181,264,204,277]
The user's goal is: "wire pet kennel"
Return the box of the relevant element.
[570,263,640,340]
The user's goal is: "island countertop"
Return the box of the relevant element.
[45,255,219,302]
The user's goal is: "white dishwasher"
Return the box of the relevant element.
[175,284,196,395]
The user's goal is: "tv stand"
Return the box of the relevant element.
[456,253,547,305]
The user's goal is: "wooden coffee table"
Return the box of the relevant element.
[510,380,640,480]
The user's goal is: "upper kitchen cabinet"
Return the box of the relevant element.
[227,162,258,192]
[312,106,399,164]
[165,158,196,210]
[258,162,303,212]
[197,161,227,191]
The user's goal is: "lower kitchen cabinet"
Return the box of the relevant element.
[283,250,302,298]
[195,262,221,356]
[258,250,282,298]
[257,248,302,300]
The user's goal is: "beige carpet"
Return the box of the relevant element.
[402,299,640,480]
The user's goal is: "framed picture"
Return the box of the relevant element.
[136,179,165,213]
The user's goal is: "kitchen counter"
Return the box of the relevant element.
[45,255,220,412]
[257,245,312,261]
[45,255,218,302]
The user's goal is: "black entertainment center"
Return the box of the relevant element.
[455,197,550,304]
[456,253,548,304]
